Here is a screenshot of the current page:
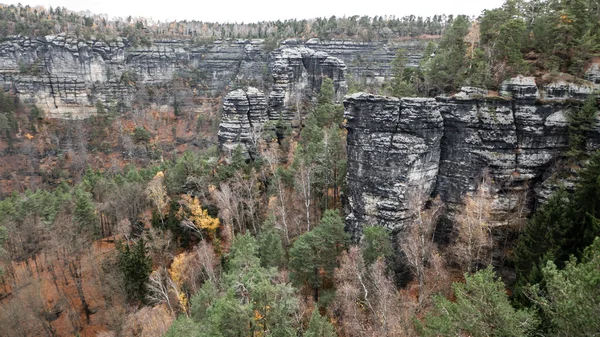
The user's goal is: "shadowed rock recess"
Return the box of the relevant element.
[344,76,599,239]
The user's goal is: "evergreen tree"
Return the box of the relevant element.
[187,233,299,336]
[289,210,349,300]
[568,95,598,157]
[190,280,219,323]
[387,48,416,97]
[528,237,600,335]
[257,216,285,268]
[73,187,99,238]
[513,189,572,287]
[361,226,393,264]
[116,238,153,303]
[304,309,336,337]
[425,15,471,94]
[514,151,600,304]
[163,316,201,337]
[421,266,539,337]
[314,78,344,127]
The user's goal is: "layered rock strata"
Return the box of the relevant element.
[0,35,427,119]
[345,95,443,238]
[218,87,268,158]
[219,47,350,155]
[269,47,347,124]
[345,76,598,238]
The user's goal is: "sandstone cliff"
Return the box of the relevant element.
[0,35,429,119]
[345,76,598,239]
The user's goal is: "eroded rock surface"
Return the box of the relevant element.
[218,87,268,158]
[0,35,427,119]
[269,47,347,125]
[345,77,599,239]
[345,94,443,238]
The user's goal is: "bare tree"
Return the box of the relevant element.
[333,246,370,337]
[146,172,170,227]
[333,246,410,337]
[211,182,243,233]
[147,267,176,315]
[402,193,444,305]
[260,141,291,244]
[293,146,314,231]
[453,173,494,273]
[233,169,262,233]
[368,259,410,337]
[121,305,174,337]
[194,240,219,285]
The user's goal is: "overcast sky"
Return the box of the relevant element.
[2,0,506,23]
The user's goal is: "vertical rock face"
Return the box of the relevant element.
[345,77,599,239]
[0,35,423,120]
[344,94,444,239]
[218,47,348,157]
[0,36,271,119]
[218,87,268,158]
[268,47,347,125]
[302,38,431,84]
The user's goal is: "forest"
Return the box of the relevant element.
[0,0,600,336]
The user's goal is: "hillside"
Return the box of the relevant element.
[1,1,600,336]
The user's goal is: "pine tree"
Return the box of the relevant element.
[568,95,598,157]
[73,187,99,238]
[387,48,416,97]
[304,309,336,337]
[362,226,393,265]
[425,15,471,94]
[289,210,349,300]
[528,237,600,335]
[514,151,600,304]
[117,238,153,303]
[257,216,285,268]
[314,78,344,127]
[421,266,539,337]
[513,189,572,304]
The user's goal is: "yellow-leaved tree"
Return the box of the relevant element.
[169,253,189,315]
[177,195,220,237]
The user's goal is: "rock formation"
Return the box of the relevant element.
[218,87,268,158]
[345,76,598,239]
[345,95,443,238]
[0,35,428,119]
[219,46,349,156]
[268,47,347,125]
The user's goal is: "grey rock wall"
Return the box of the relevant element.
[218,87,268,158]
[345,76,599,239]
[0,35,428,120]
[345,94,443,238]
[219,46,349,156]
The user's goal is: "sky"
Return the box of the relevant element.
[1,0,506,23]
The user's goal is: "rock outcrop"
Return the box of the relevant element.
[0,35,429,119]
[345,76,598,239]
[345,94,443,238]
[218,87,268,158]
[219,47,349,156]
[269,47,347,125]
